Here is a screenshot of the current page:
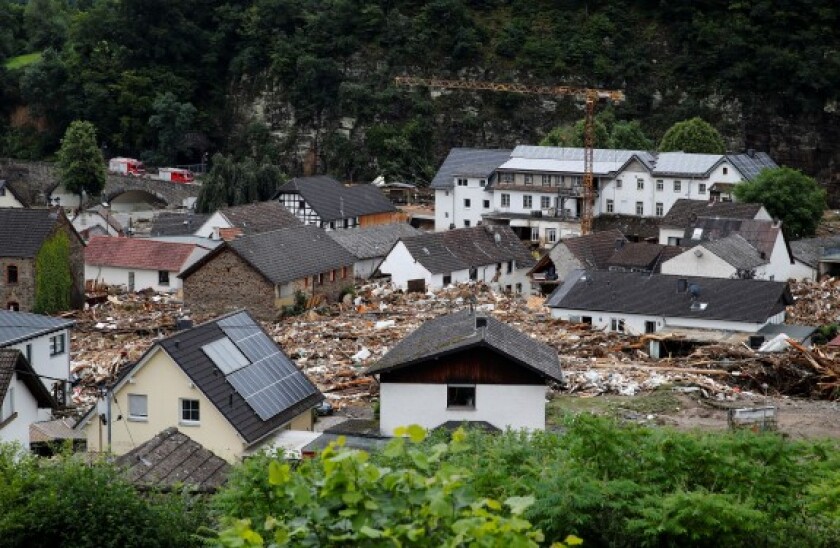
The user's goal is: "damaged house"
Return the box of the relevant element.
[180,225,356,319]
[367,309,562,435]
[327,223,423,279]
[377,225,535,293]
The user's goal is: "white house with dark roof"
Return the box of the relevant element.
[661,234,770,279]
[546,270,791,335]
[0,349,57,447]
[657,199,772,246]
[327,223,423,279]
[195,201,303,241]
[77,310,324,462]
[367,309,562,435]
[273,175,401,231]
[377,225,535,293]
[0,310,74,411]
[0,180,28,208]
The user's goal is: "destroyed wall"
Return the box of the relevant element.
[182,248,278,320]
[548,243,586,282]
[60,216,87,310]
[282,271,350,310]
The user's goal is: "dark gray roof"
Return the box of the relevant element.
[684,217,782,260]
[149,212,209,237]
[660,199,765,229]
[430,148,512,189]
[274,176,395,221]
[561,229,627,269]
[726,152,778,181]
[327,223,423,260]
[756,323,817,342]
[790,235,840,268]
[0,349,56,411]
[607,242,668,270]
[399,225,534,274]
[546,270,792,324]
[697,234,767,270]
[367,309,561,381]
[0,208,62,257]
[592,214,660,241]
[116,427,231,492]
[0,311,75,347]
[219,201,303,234]
[121,310,323,445]
[181,225,356,284]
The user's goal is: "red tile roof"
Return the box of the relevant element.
[85,237,197,272]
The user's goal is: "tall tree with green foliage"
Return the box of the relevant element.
[148,91,197,164]
[610,120,653,149]
[57,120,105,203]
[659,117,726,154]
[195,154,284,213]
[733,167,826,238]
[33,231,72,314]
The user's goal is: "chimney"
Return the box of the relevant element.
[615,239,625,250]
[475,317,488,329]
[676,278,688,293]
[747,149,755,158]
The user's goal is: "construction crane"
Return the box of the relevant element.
[394,76,625,235]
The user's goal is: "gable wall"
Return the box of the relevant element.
[0,372,43,446]
[380,347,545,385]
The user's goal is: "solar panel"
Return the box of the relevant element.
[201,338,249,374]
[216,312,318,421]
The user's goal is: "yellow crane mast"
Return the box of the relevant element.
[394,76,625,235]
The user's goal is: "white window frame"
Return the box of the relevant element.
[524,174,533,185]
[610,318,625,333]
[546,228,557,243]
[483,199,490,209]
[635,202,644,216]
[501,194,510,208]
[616,179,623,189]
[49,334,66,356]
[127,394,148,421]
[541,175,552,186]
[457,178,468,187]
[636,179,644,190]
[656,202,664,216]
[674,180,682,192]
[447,384,476,409]
[540,196,550,209]
[158,270,170,286]
[464,220,471,227]
[606,199,614,213]
[656,180,664,191]
[699,183,707,194]
[179,398,200,425]
[523,195,533,208]
[463,198,471,209]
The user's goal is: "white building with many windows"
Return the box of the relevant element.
[431,146,778,247]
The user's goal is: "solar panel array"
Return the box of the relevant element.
[212,312,319,421]
[201,338,249,374]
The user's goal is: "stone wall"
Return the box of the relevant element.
[182,248,278,320]
[56,213,86,309]
[0,258,36,311]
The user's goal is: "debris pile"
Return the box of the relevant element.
[786,278,840,325]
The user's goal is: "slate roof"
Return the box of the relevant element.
[366,309,562,381]
[398,225,534,274]
[727,152,778,181]
[30,418,85,443]
[683,217,782,260]
[0,208,63,257]
[607,242,669,271]
[562,229,627,269]
[181,225,356,284]
[0,349,56,412]
[85,237,198,271]
[149,212,209,237]
[0,310,75,348]
[660,199,765,229]
[116,427,231,492]
[114,310,323,446]
[697,234,768,270]
[327,223,423,260]
[546,270,791,324]
[274,176,396,221]
[593,214,661,241]
[790,235,840,268]
[430,148,512,189]
[218,201,303,234]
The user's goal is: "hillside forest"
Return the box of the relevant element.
[1,0,840,200]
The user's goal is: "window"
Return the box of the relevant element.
[523,195,533,208]
[298,200,305,209]
[610,318,625,332]
[501,194,510,208]
[7,302,19,311]
[540,196,550,209]
[616,179,623,189]
[1,386,13,421]
[344,219,349,228]
[342,266,348,279]
[0,187,5,197]
[656,179,664,191]
[317,273,324,286]
[524,174,533,185]
[25,344,31,366]
[49,334,65,356]
[501,173,513,183]
[445,212,449,218]
[635,202,644,216]
[483,199,490,209]
[656,202,664,216]
[464,220,471,227]
[479,179,486,187]
[722,167,728,175]
[606,199,614,213]
[180,399,200,424]
[463,198,471,209]
[128,394,148,421]
[158,271,170,286]
[636,179,644,190]
[6,265,17,284]
[329,221,336,230]
[530,227,539,241]
[674,180,682,192]
[447,385,476,409]
[546,228,557,243]
[442,275,452,286]
[507,261,513,274]
[330,269,336,282]
[444,191,449,197]
[457,178,468,186]
[699,183,707,194]
[541,175,552,186]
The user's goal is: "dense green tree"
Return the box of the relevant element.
[148,92,197,165]
[57,120,105,202]
[23,0,70,51]
[196,154,284,213]
[33,231,72,314]
[733,167,826,238]
[610,120,653,150]
[659,117,726,154]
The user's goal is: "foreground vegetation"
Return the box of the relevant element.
[2,416,839,546]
